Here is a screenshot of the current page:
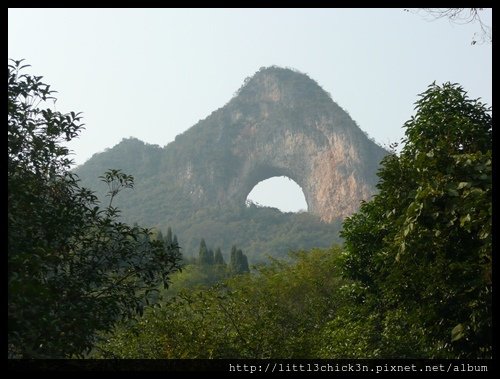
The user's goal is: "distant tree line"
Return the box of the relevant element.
[96,81,491,359]
[197,238,250,274]
[9,59,490,360]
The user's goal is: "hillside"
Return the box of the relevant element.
[74,66,387,262]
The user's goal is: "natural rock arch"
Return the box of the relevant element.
[246,176,307,211]
[75,67,390,259]
[165,66,388,222]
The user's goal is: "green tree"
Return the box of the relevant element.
[198,238,214,266]
[165,226,173,246]
[198,238,209,266]
[207,248,215,265]
[340,82,492,358]
[156,230,164,242]
[172,234,180,256]
[238,249,249,273]
[229,246,250,274]
[95,247,345,358]
[8,60,182,358]
[214,247,225,265]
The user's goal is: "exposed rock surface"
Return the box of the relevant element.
[77,66,387,224]
[161,66,387,222]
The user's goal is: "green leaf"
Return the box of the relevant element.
[460,214,471,227]
[451,323,465,342]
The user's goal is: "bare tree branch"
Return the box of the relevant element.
[405,8,492,45]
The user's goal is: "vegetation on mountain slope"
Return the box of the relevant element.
[95,82,491,359]
[9,60,491,359]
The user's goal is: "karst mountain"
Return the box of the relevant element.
[75,66,387,261]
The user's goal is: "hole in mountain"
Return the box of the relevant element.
[246,176,308,213]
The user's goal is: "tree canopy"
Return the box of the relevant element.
[341,82,492,358]
[8,58,491,360]
[94,248,345,358]
[53,81,493,360]
[8,60,182,358]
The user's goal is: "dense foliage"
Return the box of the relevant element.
[94,248,345,358]
[75,151,344,263]
[340,82,492,358]
[8,58,491,359]
[8,60,182,358]
[73,66,380,264]
[94,82,491,359]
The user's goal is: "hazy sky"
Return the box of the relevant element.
[8,8,492,212]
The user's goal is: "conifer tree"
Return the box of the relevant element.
[229,246,250,273]
[237,249,250,273]
[214,247,225,265]
[156,230,164,242]
[207,248,215,265]
[198,238,209,265]
[165,227,173,246]
[172,234,180,256]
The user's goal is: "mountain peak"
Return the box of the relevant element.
[75,66,387,260]
[234,66,331,105]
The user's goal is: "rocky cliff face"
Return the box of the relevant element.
[77,66,387,225]
[161,66,387,222]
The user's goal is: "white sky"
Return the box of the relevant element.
[8,8,492,212]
